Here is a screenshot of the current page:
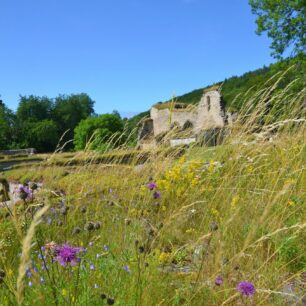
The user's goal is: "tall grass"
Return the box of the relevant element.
[0,76,305,305]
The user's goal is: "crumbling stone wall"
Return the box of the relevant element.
[138,89,230,148]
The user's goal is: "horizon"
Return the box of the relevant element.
[1,0,275,116]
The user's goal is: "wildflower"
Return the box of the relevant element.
[103,245,109,252]
[94,283,99,289]
[94,221,102,230]
[0,269,5,283]
[40,277,45,284]
[147,182,157,190]
[72,227,81,235]
[47,217,52,225]
[60,206,69,216]
[237,281,255,296]
[26,269,32,278]
[100,293,107,299]
[84,221,95,231]
[123,265,130,273]
[56,244,82,267]
[107,298,115,305]
[30,182,38,191]
[18,185,32,201]
[210,221,219,231]
[28,281,33,287]
[80,206,87,213]
[89,242,94,247]
[138,246,145,253]
[215,276,224,286]
[153,191,161,199]
[90,263,95,270]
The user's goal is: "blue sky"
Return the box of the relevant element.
[0,0,275,117]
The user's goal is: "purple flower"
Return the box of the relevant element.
[89,242,94,247]
[237,281,255,297]
[28,281,33,287]
[56,244,82,267]
[18,185,32,201]
[147,182,157,190]
[215,276,224,286]
[103,245,109,252]
[26,269,32,278]
[40,277,45,284]
[153,191,161,199]
[90,263,95,270]
[123,265,130,273]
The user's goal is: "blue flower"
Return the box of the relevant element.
[123,265,130,273]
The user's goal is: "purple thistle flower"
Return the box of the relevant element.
[56,244,82,267]
[237,281,255,297]
[147,182,157,190]
[18,185,32,201]
[215,276,224,286]
[153,191,161,199]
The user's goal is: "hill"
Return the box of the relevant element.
[127,55,305,133]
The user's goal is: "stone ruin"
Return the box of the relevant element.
[138,88,235,148]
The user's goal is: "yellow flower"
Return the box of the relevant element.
[159,252,171,264]
[211,208,219,216]
[62,289,67,297]
[230,195,240,210]
[288,199,295,207]
[185,228,196,234]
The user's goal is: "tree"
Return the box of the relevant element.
[53,93,95,147]
[16,95,53,122]
[74,114,124,151]
[249,0,306,58]
[0,100,16,150]
[20,120,59,152]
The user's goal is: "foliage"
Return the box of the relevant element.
[0,94,95,152]
[74,114,124,151]
[52,94,95,148]
[249,0,306,58]
[0,101,16,150]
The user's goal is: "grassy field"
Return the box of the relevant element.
[0,82,305,305]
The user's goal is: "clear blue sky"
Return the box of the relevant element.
[0,0,275,117]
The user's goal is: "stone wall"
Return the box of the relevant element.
[195,91,225,131]
[139,89,230,147]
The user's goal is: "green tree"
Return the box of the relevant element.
[53,93,95,147]
[249,0,306,58]
[0,100,16,150]
[20,120,59,152]
[16,95,53,122]
[74,114,124,151]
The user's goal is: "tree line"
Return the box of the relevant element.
[0,94,128,152]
